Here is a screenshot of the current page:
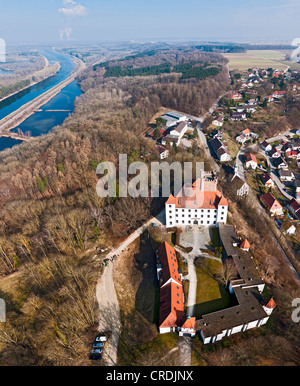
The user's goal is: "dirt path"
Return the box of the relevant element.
[95,210,165,366]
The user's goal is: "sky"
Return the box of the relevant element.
[1,0,300,44]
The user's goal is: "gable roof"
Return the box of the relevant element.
[261,193,282,211]
[260,173,273,185]
[157,242,182,288]
[244,153,257,163]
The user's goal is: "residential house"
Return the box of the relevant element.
[261,141,272,152]
[260,173,275,188]
[279,169,295,182]
[287,198,300,220]
[212,116,224,127]
[272,91,287,99]
[231,112,247,121]
[165,170,228,228]
[272,156,288,170]
[209,138,232,162]
[269,147,281,158]
[156,145,169,160]
[244,153,258,170]
[260,193,283,216]
[236,128,251,144]
[230,173,249,197]
[231,91,243,100]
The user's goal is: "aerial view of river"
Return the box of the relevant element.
[0,49,82,152]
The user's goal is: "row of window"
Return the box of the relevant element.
[168,217,224,226]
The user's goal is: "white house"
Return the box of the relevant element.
[279,169,295,182]
[165,171,228,228]
[209,138,232,162]
[261,141,272,152]
[244,153,258,170]
[212,116,224,127]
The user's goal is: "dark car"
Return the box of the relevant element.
[89,354,102,361]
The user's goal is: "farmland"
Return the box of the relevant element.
[224,50,290,71]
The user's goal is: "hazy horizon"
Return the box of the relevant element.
[1,0,300,45]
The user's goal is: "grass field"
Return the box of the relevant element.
[194,258,236,318]
[224,50,289,71]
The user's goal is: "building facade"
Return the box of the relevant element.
[165,171,228,228]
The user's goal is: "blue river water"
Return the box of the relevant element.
[0,49,82,151]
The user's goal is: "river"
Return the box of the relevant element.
[0,49,82,151]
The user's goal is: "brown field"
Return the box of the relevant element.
[224,50,289,71]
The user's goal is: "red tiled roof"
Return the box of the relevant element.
[240,239,250,250]
[265,298,276,309]
[181,317,196,330]
[159,282,184,329]
[157,242,184,330]
[242,128,251,136]
[244,153,257,163]
[157,242,182,288]
[166,179,228,210]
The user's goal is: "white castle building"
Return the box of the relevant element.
[165,171,228,228]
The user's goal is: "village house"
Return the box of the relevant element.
[231,91,243,100]
[260,193,283,216]
[279,169,295,182]
[156,145,169,160]
[260,173,275,188]
[244,153,258,170]
[212,116,224,127]
[269,147,281,158]
[272,156,288,170]
[236,129,258,145]
[209,137,232,162]
[261,141,272,152]
[196,224,276,344]
[165,171,228,228]
[231,112,247,121]
[272,91,287,99]
[287,198,300,220]
[230,173,249,197]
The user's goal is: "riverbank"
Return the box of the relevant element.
[0,55,86,141]
[0,55,61,104]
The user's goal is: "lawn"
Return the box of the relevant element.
[194,258,237,318]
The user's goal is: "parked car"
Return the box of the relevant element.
[89,354,102,361]
[91,348,102,354]
[95,334,107,342]
[92,342,104,348]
